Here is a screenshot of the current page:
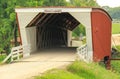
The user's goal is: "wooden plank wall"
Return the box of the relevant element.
[37,26,67,49]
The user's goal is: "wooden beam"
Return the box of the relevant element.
[38,14,54,27]
[110,59,120,60]
[27,13,42,27]
[46,14,59,25]
[35,13,48,26]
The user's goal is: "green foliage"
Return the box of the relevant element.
[43,0,67,6]
[109,7,120,19]
[72,24,86,37]
[68,61,120,79]
[34,61,120,79]
[0,0,17,53]
[111,61,120,73]
[0,19,13,53]
[116,46,120,52]
[0,55,6,63]
[68,61,96,79]
[68,0,99,7]
[112,23,120,34]
[82,38,86,44]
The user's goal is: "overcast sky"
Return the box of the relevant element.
[96,0,120,7]
[66,0,120,7]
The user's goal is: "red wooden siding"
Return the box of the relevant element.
[91,8,112,62]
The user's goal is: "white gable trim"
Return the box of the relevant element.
[15,8,92,13]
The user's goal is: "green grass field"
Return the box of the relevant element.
[34,61,120,79]
[112,23,120,34]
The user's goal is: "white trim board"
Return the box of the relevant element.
[15,8,92,13]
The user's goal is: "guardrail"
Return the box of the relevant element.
[2,45,23,63]
[11,46,23,62]
[77,44,89,62]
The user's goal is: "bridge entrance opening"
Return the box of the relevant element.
[71,24,86,47]
[27,13,80,50]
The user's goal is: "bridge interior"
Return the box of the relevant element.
[27,13,80,49]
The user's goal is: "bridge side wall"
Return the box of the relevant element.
[91,9,112,61]
[70,11,93,62]
[16,12,38,57]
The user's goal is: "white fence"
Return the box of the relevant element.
[11,46,23,62]
[2,45,23,63]
[2,44,31,63]
[77,44,90,62]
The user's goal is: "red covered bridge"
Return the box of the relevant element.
[14,7,112,63]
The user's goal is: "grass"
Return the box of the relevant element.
[34,61,120,79]
[111,61,120,73]
[82,37,86,44]
[68,61,120,79]
[111,45,120,73]
[35,69,83,79]
[0,54,6,63]
[112,23,120,34]
[115,46,120,52]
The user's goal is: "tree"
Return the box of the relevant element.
[102,6,120,20]
[43,0,67,6]
[72,24,86,37]
[0,0,17,53]
[68,0,98,7]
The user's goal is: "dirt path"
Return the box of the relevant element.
[0,48,77,79]
[112,34,120,45]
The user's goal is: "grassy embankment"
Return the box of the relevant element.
[112,23,120,34]
[34,61,120,79]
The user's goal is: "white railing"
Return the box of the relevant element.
[2,44,31,63]
[2,45,23,63]
[77,44,89,62]
[11,46,23,62]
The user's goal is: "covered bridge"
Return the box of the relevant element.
[15,7,112,62]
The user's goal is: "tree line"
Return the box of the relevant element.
[0,0,98,54]
[102,6,120,21]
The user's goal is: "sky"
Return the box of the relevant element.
[96,0,120,7]
[66,0,120,7]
